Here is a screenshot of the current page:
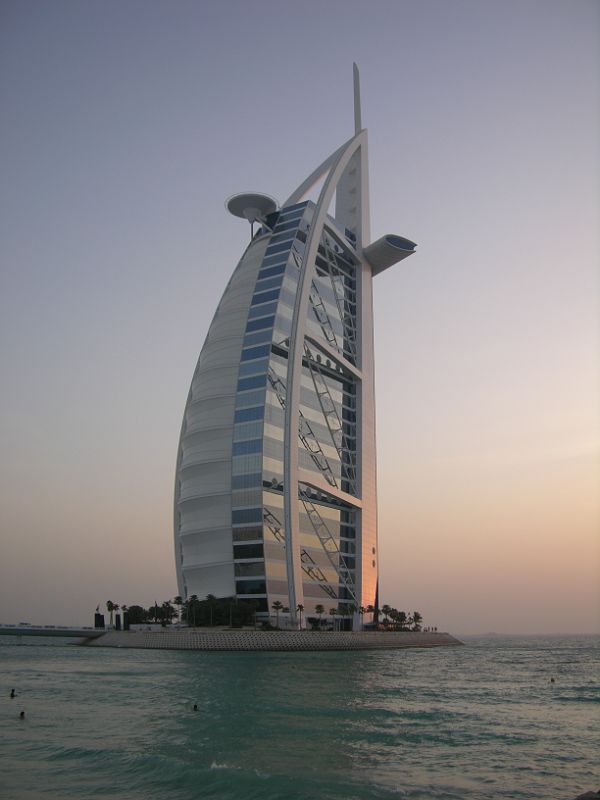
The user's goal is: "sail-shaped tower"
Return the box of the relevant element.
[174,66,416,628]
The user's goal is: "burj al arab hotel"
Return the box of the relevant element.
[174,66,416,629]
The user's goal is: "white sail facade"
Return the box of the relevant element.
[174,67,416,628]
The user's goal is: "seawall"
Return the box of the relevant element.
[86,629,463,652]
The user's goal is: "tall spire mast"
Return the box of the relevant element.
[353,62,362,134]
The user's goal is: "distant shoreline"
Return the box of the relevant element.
[85,629,463,652]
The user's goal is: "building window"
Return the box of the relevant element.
[232,526,263,542]
[233,543,264,560]
[231,472,263,489]
[237,375,267,393]
[245,315,275,333]
[251,289,280,306]
[241,344,271,361]
[247,301,278,320]
[234,407,264,424]
[232,439,262,456]
[234,563,265,577]
[232,508,263,526]
[235,579,267,594]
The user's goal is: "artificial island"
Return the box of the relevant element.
[0,67,461,651]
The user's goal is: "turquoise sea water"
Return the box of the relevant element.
[0,635,597,800]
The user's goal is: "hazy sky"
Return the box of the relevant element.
[1,0,598,634]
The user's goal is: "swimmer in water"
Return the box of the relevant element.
[193,704,198,711]
[10,689,16,698]
[19,711,25,719]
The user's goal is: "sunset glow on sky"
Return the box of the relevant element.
[1,0,598,633]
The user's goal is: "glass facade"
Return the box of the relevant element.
[230,204,307,613]
[226,202,362,618]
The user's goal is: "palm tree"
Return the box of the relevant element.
[106,601,115,626]
[189,594,198,627]
[206,594,217,626]
[338,604,349,631]
[315,604,325,629]
[381,604,392,627]
[228,596,239,628]
[296,603,304,629]
[126,605,146,625]
[161,601,175,625]
[412,611,423,631]
[329,607,337,632]
[173,595,183,623]
[398,611,408,630]
[359,606,366,628]
[344,603,356,632]
[246,599,259,629]
[272,600,283,628]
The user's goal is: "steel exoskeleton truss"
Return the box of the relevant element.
[281,84,376,624]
